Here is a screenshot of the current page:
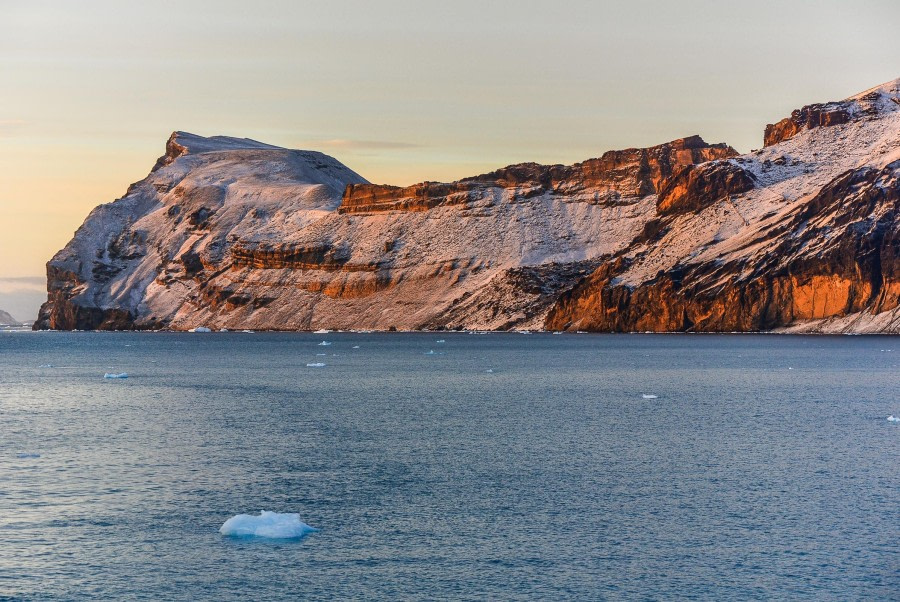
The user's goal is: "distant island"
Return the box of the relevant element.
[35,78,900,333]
[0,309,21,326]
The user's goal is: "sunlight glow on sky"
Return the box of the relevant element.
[1,0,898,319]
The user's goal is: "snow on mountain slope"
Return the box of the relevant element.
[547,78,900,333]
[35,78,900,332]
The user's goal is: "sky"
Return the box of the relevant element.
[1,0,898,321]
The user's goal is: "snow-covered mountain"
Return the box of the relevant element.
[0,309,20,326]
[36,79,900,332]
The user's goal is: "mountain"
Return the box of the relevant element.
[35,79,900,333]
[0,309,20,326]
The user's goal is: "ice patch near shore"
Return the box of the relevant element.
[220,511,317,539]
[104,373,129,379]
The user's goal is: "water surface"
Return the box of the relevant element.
[1,332,897,600]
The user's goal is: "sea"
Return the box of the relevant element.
[1,332,897,600]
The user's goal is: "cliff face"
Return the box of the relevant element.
[341,136,736,214]
[546,79,900,333]
[36,78,900,333]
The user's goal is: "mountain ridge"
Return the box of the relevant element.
[35,78,900,332]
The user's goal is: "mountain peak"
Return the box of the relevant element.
[151,131,286,172]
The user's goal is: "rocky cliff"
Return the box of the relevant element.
[36,78,900,333]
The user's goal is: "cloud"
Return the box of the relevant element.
[0,120,26,137]
[0,276,46,294]
[313,139,421,150]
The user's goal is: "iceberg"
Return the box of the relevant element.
[104,372,129,379]
[317,341,331,346]
[219,511,317,539]
[306,362,326,367]
[641,394,658,399]
[888,415,899,422]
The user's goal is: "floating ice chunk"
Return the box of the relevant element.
[316,353,327,356]
[39,364,53,368]
[306,362,326,367]
[190,327,212,333]
[436,339,446,343]
[318,341,331,346]
[888,415,899,422]
[220,511,317,539]
[241,330,254,333]
[641,394,658,399]
[104,373,129,379]
[314,329,331,334]
[219,328,229,332]
[485,369,494,373]
[16,453,40,458]
[352,345,360,349]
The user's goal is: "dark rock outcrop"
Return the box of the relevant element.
[656,160,757,216]
[764,102,852,147]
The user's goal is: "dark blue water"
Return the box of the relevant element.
[0,332,897,600]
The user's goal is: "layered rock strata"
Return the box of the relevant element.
[36,78,900,333]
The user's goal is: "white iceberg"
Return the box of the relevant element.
[641,394,658,399]
[190,327,212,333]
[318,341,331,346]
[352,345,360,349]
[888,415,899,422]
[306,362,326,367]
[220,511,317,539]
[104,372,129,379]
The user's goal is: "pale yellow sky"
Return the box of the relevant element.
[1,0,898,319]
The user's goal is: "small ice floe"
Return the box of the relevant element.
[190,327,212,333]
[641,394,658,399]
[352,345,360,349]
[313,329,331,334]
[436,339,446,343]
[316,353,327,356]
[424,350,441,355]
[485,369,494,373]
[318,341,331,346]
[39,364,53,368]
[888,415,899,422]
[104,373,129,379]
[241,330,254,333]
[306,362,326,367]
[16,453,40,459]
[220,511,317,539]
[219,328,229,332]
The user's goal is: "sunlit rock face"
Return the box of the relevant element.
[546,79,900,333]
[36,78,900,333]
